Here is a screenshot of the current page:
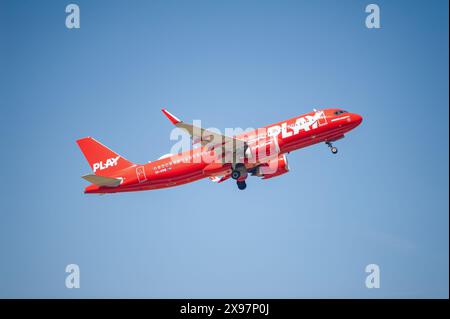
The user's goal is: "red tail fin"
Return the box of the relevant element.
[76,137,134,176]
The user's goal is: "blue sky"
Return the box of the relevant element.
[0,0,448,298]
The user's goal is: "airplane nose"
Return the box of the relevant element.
[353,114,363,126]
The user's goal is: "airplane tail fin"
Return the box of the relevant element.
[76,137,134,176]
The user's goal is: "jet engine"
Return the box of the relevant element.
[245,136,280,163]
[254,154,290,179]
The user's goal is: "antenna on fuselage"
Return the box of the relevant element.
[313,108,317,112]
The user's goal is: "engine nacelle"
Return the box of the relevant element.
[255,154,290,179]
[245,136,280,163]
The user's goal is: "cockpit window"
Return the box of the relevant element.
[334,110,348,115]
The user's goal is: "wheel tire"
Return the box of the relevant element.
[231,170,241,180]
[237,181,247,190]
[331,147,338,154]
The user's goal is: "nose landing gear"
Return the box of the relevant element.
[326,141,338,154]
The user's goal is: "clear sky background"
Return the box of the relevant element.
[0,0,448,298]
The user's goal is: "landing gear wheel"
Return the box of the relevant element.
[231,170,241,180]
[326,141,338,154]
[237,181,247,190]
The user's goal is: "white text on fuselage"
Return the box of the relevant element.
[267,111,325,139]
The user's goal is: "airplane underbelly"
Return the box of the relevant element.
[281,126,350,152]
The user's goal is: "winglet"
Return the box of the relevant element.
[209,174,231,183]
[161,108,182,125]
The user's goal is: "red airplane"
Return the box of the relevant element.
[77,108,362,193]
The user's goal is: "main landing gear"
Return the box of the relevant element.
[237,181,247,190]
[231,163,248,190]
[326,141,338,154]
[231,170,241,179]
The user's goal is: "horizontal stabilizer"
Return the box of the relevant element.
[82,174,122,187]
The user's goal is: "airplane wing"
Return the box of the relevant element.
[162,109,237,145]
[161,109,247,159]
[209,174,231,183]
[82,174,122,187]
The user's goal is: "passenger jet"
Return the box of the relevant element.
[77,108,362,193]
